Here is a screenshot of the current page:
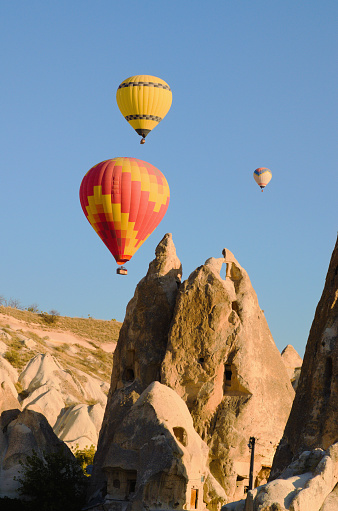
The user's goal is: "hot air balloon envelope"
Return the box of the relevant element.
[116,75,172,143]
[253,168,272,191]
[79,158,170,266]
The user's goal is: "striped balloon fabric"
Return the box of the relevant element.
[80,158,170,265]
[253,168,272,191]
[116,75,172,143]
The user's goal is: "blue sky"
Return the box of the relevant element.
[1,1,337,357]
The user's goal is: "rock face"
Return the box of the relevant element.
[0,408,71,498]
[101,382,225,511]
[90,233,182,500]
[271,235,338,479]
[90,238,294,508]
[161,249,294,502]
[243,442,338,511]
[53,402,104,449]
[281,345,303,391]
[17,353,107,449]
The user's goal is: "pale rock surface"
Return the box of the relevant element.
[53,402,104,449]
[76,368,108,405]
[320,483,338,510]
[244,442,338,511]
[98,382,225,511]
[0,381,21,414]
[19,353,85,404]
[271,235,338,479]
[281,345,302,390]
[20,384,65,427]
[90,238,294,508]
[161,248,294,502]
[0,329,12,341]
[0,340,7,353]
[19,337,37,349]
[19,353,107,407]
[0,356,19,400]
[0,408,71,498]
[90,233,182,500]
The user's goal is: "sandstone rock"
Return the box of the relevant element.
[91,239,294,507]
[19,353,107,407]
[20,384,65,427]
[0,356,19,400]
[320,483,338,511]
[281,345,302,391]
[244,442,338,511]
[0,408,71,498]
[53,402,104,449]
[161,249,294,502]
[90,233,182,499]
[98,382,225,511]
[76,369,108,405]
[16,353,108,450]
[0,381,21,414]
[19,337,37,349]
[0,329,12,341]
[271,235,338,479]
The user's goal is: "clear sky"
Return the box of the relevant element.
[1,1,337,357]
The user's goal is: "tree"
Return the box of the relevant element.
[7,297,22,309]
[15,449,87,511]
[40,310,60,325]
[26,303,39,313]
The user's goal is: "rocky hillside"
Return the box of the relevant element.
[0,306,122,449]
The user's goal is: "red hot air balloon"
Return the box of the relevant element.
[79,158,170,275]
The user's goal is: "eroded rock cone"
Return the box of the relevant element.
[271,234,338,479]
[89,241,294,507]
[161,250,294,501]
[0,408,72,498]
[102,381,226,511]
[89,233,182,502]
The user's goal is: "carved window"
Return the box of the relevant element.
[225,364,232,386]
[173,427,188,446]
[123,367,135,382]
[113,479,120,488]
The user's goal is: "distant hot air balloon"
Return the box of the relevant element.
[79,158,170,275]
[253,168,272,192]
[116,75,172,144]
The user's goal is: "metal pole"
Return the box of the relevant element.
[248,436,255,491]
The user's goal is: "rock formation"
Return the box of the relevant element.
[161,249,294,502]
[17,353,107,449]
[53,402,104,449]
[89,237,294,508]
[101,381,226,511]
[90,233,182,501]
[0,408,71,498]
[271,235,338,479]
[281,345,302,390]
[230,442,338,511]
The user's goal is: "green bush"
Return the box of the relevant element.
[72,444,96,476]
[15,449,87,511]
[39,310,60,325]
[4,349,21,367]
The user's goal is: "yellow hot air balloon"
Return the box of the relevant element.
[116,75,172,144]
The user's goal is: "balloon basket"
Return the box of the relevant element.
[117,266,128,276]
